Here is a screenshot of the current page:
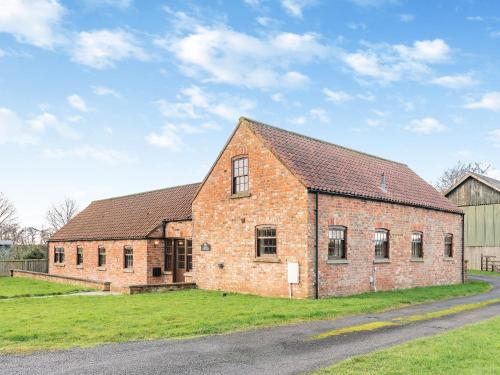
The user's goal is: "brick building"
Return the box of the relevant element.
[48,183,199,292]
[49,117,464,298]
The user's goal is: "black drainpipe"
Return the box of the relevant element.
[461,214,465,283]
[314,191,319,299]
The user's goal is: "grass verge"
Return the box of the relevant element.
[0,280,489,353]
[0,277,94,299]
[314,316,500,375]
[468,269,500,277]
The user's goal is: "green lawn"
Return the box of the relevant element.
[315,315,500,375]
[0,277,94,299]
[468,269,500,277]
[0,280,489,353]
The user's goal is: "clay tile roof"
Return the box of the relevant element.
[50,183,201,241]
[244,118,461,214]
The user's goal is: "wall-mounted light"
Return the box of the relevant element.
[154,240,160,246]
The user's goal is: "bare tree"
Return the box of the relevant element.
[0,193,18,240]
[435,161,490,193]
[46,198,79,232]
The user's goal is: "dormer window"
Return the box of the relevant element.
[232,156,249,194]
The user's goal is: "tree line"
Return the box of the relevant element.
[0,194,78,260]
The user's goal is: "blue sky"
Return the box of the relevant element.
[1,0,500,227]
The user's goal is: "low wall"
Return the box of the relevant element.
[124,282,196,295]
[11,269,110,291]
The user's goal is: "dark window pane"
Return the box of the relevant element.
[165,239,173,271]
[411,232,423,258]
[186,240,192,271]
[375,229,389,259]
[256,227,277,256]
[232,156,249,194]
[328,226,346,259]
[444,234,453,257]
[98,247,106,267]
[124,247,133,268]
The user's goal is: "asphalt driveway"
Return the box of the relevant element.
[1,275,499,375]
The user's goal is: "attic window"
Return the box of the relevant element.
[232,156,249,194]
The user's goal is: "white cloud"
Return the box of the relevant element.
[490,31,500,38]
[342,39,451,83]
[28,112,79,139]
[83,0,132,9]
[399,14,415,22]
[405,117,447,134]
[71,29,148,69]
[348,0,398,6]
[146,124,184,151]
[162,19,329,89]
[323,88,353,103]
[290,116,307,125]
[157,85,255,122]
[466,16,484,22]
[0,0,66,49]
[395,39,450,63]
[280,0,315,18]
[310,108,329,123]
[93,86,121,98]
[431,74,477,89]
[0,107,37,145]
[256,17,279,27]
[283,71,310,87]
[366,118,383,127]
[67,94,90,112]
[465,92,500,112]
[43,146,133,165]
[272,93,284,102]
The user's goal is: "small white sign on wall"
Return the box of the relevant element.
[287,262,299,284]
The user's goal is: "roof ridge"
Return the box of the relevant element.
[470,171,500,183]
[241,116,407,167]
[94,182,201,203]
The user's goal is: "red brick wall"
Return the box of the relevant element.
[48,239,148,288]
[309,193,463,297]
[192,120,310,298]
[48,220,193,288]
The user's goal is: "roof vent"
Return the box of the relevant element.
[380,173,386,192]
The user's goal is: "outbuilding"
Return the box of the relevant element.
[445,172,500,270]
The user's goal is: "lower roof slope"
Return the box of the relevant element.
[50,183,201,241]
[245,118,461,214]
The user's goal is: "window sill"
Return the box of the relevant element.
[230,192,251,199]
[253,257,281,263]
[373,259,390,264]
[97,267,107,271]
[123,268,134,273]
[327,259,349,264]
[410,258,424,263]
[443,257,454,261]
[76,265,83,269]
[54,263,65,267]
[163,271,173,275]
